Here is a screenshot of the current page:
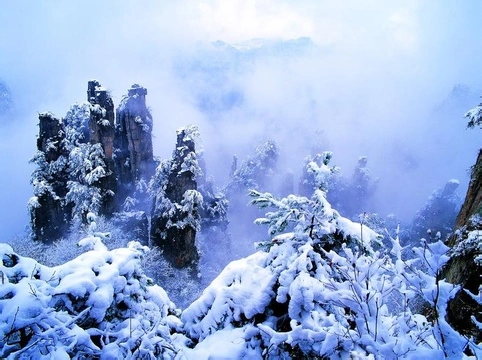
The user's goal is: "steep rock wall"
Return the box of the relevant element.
[444,149,482,342]
[454,149,482,228]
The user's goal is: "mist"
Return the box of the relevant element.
[1,1,481,239]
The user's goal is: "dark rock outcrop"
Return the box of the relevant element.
[453,150,482,229]
[444,149,482,342]
[87,80,115,157]
[30,113,71,241]
[410,179,460,242]
[37,113,67,161]
[151,128,201,267]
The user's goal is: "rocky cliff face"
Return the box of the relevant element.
[410,179,460,242]
[87,80,115,159]
[454,150,482,229]
[444,149,482,342]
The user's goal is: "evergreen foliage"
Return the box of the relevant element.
[18,79,482,357]
[66,143,111,225]
[465,102,482,129]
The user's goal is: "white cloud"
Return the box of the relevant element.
[197,0,314,42]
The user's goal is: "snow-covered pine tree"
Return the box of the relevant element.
[150,126,203,268]
[299,154,378,219]
[65,143,112,226]
[0,238,180,358]
[298,151,338,197]
[58,100,113,228]
[465,99,482,129]
[250,151,377,253]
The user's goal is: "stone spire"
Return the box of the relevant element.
[30,113,71,241]
[115,84,155,206]
[151,127,201,267]
[86,80,117,215]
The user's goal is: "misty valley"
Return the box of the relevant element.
[0,73,480,359]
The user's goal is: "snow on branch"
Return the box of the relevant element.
[465,103,482,129]
[0,238,179,358]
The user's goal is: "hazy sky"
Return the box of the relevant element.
[1,1,481,238]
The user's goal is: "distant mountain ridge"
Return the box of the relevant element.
[174,37,314,114]
[215,36,313,55]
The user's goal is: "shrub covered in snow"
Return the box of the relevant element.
[0,237,180,358]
